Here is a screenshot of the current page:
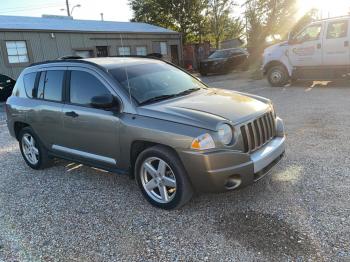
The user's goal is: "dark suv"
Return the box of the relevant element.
[6,57,285,209]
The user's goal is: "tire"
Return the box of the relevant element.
[267,65,290,87]
[135,145,193,210]
[18,127,53,170]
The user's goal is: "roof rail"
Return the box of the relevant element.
[57,55,83,60]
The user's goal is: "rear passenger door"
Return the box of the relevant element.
[323,19,350,66]
[28,68,66,149]
[58,68,121,167]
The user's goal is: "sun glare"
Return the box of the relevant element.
[298,0,350,18]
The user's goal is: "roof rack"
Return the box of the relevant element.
[28,55,164,68]
[57,55,83,60]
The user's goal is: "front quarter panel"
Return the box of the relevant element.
[118,114,212,170]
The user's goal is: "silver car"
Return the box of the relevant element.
[6,57,286,209]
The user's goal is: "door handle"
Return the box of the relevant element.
[345,41,349,47]
[317,43,322,49]
[65,111,79,118]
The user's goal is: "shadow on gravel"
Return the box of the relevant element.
[216,210,323,261]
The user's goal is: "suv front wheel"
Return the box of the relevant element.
[19,127,52,170]
[135,146,193,210]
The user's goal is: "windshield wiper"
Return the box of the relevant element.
[139,94,178,105]
[175,88,201,96]
[139,88,201,106]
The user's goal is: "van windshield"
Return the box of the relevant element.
[109,62,206,105]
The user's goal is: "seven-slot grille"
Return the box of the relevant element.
[240,111,276,153]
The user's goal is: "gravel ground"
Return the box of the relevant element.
[0,75,349,261]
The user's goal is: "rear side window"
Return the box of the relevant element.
[69,71,110,106]
[23,72,37,98]
[37,71,64,102]
[327,20,348,39]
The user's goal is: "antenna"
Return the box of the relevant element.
[119,33,133,106]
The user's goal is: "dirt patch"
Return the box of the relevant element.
[216,210,324,261]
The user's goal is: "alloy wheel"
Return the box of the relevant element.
[21,133,39,165]
[140,157,177,204]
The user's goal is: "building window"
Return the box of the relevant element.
[136,46,147,56]
[96,46,109,57]
[6,41,29,64]
[160,42,167,55]
[118,47,131,56]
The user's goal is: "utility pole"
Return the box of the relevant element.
[66,0,71,16]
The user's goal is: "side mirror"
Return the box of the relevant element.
[90,94,118,110]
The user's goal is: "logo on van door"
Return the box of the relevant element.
[292,46,315,56]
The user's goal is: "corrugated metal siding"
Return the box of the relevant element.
[0,31,182,79]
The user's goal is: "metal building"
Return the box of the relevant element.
[0,15,182,81]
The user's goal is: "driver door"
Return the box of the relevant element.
[288,23,324,67]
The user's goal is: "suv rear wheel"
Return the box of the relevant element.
[135,145,193,210]
[267,65,290,87]
[19,127,52,170]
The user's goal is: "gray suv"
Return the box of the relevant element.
[6,57,286,209]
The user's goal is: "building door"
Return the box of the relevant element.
[170,45,179,65]
[96,46,109,57]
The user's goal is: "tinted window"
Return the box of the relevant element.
[327,21,348,39]
[37,71,64,101]
[109,61,206,104]
[23,72,37,98]
[70,71,110,106]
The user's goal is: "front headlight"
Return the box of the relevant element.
[268,101,276,118]
[218,124,233,145]
[191,133,215,150]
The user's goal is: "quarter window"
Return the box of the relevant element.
[118,47,131,56]
[37,71,64,102]
[136,46,147,56]
[23,72,37,98]
[70,71,110,106]
[327,21,348,39]
[6,41,29,64]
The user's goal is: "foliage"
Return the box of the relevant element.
[244,0,298,55]
[206,0,244,48]
[129,0,244,46]
[290,8,319,38]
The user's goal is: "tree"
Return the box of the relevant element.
[290,8,319,38]
[244,0,298,56]
[206,0,244,48]
[129,0,208,44]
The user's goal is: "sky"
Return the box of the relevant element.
[0,0,349,22]
[0,0,133,21]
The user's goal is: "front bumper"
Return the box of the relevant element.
[179,136,286,193]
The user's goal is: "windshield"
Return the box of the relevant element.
[208,50,231,59]
[109,61,206,105]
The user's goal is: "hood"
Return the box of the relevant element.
[264,41,288,54]
[137,89,270,131]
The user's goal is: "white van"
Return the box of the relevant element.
[262,16,350,86]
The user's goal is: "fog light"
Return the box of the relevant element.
[225,175,242,190]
